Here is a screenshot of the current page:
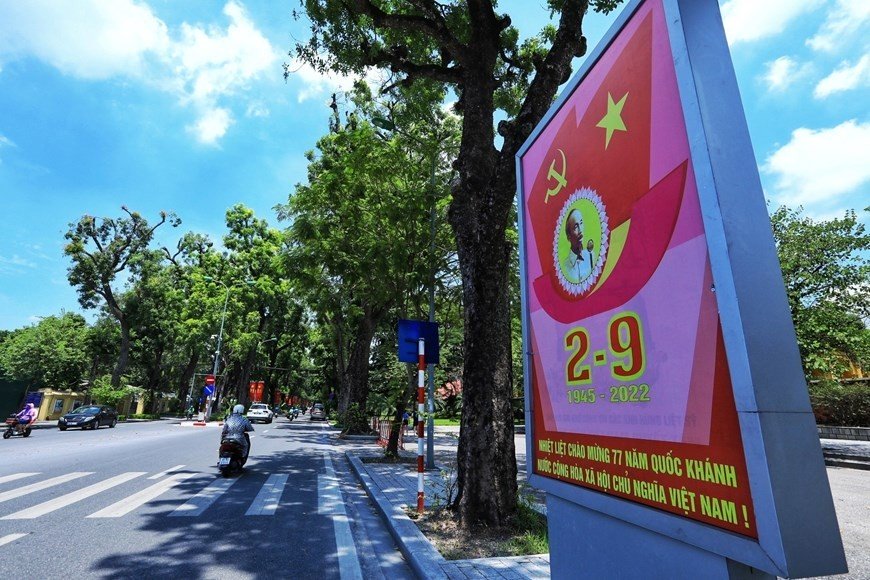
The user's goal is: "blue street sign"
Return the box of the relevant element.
[397,319,439,364]
[203,385,215,396]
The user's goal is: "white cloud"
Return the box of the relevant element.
[762,56,813,91]
[814,54,870,98]
[807,0,870,52]
[288,59,358,104]
[0,254,37,275]
[286,58,387,104]
[245,102,270,118]
[764,120,870,206]
[172,2,276,105]
[0,0,169,79]
[0,1,276,144]
[187,107,233,145]
[0,133,15,163]
[720,0,824,45]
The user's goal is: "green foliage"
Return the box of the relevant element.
[505,486,548,555]
[809,380,870,426]
[127,413,161,420]
[0,313,90,389]
[64,207,179,388]
[89,374,141,407]
[276,94,459,412]
[335,403,372,434]
[64,208,179,311]
[771,206,870,377]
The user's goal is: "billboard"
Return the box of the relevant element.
[520,0,753,536]
[517,0,845,576]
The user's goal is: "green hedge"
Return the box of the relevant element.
[810,380,870,426]
[126,413,161,420]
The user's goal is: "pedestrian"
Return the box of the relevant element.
[402,410,410,434]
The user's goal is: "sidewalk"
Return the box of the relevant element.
[343,428,870,579]
[347,448,550,580]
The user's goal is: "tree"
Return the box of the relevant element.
[277,99,455,419]
[0,313,90,389]
[220,205,287,406]
[291,0,622,527]
[64,207,179,388]
[771,206,870,377]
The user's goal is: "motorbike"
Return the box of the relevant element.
[3,416,33,439]
[217,436,248,477]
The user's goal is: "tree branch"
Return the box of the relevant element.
[509,0,587,152]
[349,0,464,58]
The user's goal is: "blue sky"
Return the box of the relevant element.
[0,0,868,330]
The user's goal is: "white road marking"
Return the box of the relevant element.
[0,472,92,505]
[245,473,288,516]
[318,453,363,580]
[0,473,39,485]
[169,477,237,517]
[148,465,185,480]
[2,472,145,520]
[0,533,28,547]
[87,472,195,518]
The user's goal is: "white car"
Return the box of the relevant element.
[247,403,273,424]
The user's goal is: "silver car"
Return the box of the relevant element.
[310,404,326,421]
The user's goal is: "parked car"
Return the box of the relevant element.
[310,403,326,421]
[58,405,118,431]
[247,403,273,424]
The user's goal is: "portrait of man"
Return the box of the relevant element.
[560,208,592,283]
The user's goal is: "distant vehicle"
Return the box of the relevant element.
[58,405,118,431]
[310,403,326,421]
[247,403,273,424]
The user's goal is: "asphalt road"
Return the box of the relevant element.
[0,416,413,579]
[824,467,870,579]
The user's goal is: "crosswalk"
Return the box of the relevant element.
[0,467,305,522]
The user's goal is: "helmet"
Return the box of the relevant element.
[233,404,245,415]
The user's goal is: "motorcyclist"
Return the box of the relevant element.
[15,403,37,431]
[221,404,254,461]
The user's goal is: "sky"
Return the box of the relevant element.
[0,0,868,330]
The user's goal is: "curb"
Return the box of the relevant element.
[824,453,870,471]
[346,452,447,580]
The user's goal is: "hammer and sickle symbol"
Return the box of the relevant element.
[545,149,567,203]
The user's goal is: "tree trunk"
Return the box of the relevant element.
[450,220,518,526]
[179,350,199,406]
[147,346,164,414]
[338,308,383,415]
[112,318,132,389]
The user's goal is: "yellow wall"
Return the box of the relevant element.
[36,390,87,421]
[35,389,138,420]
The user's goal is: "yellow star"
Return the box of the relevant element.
[596,92,628,149]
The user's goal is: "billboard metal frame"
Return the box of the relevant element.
[515,0,846,576]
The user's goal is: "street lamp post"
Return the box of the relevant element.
[373,115,445,468]
[203,277,255,421]
[205,278,230,421]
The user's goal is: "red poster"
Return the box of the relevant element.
[520,0,756,537]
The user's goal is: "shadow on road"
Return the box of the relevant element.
[91,421,342,579]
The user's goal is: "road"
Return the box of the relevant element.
[0,416,413,579]
[2,419,867,579]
